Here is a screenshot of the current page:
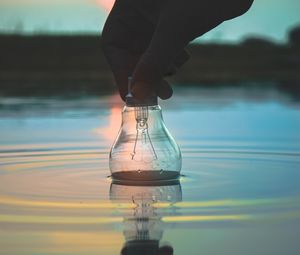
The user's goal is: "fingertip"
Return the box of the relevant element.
[130,80,173,101]
[131,81,155,100]
[156,80,173,100]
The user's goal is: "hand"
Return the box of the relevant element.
[102,0,254,101]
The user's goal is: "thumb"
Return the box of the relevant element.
[131,79,173,100]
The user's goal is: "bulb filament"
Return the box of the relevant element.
[131,106,158,161]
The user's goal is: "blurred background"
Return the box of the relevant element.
[0,0,300,97]
[0,0,299,40]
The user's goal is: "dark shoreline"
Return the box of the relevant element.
[0,34,299,98]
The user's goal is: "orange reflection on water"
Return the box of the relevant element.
[99,107,121,143]
[49,231,123,252]
[95,95,122,144]
[0,231,123,255]
[0,195,134,209]
[95,0,114,11]
[0,214,123,224]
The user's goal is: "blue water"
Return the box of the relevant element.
[0,85,300,255]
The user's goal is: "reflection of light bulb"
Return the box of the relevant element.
[110,181,182,243]
[109,78,182,182]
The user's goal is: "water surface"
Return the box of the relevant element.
[0,85,300,255]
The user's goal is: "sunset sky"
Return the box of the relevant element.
[0,0,299,43]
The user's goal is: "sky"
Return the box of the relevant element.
[0,0,299,43]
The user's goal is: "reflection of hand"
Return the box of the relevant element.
[121,244,174,255]
[158,245,173,255]
[102,0,254,101]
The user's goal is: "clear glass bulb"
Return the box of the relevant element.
[109,102,181,182]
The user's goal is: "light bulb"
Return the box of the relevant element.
[109,78,182,182]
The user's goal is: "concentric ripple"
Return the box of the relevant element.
[1,142,300,231]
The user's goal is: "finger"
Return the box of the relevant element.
[131,79,173,100]
[131,0,225,97]
[101,0,155,100]
[165,49,190,76]
[102,0,191,101]
[156,79,173,100]
[222,0,254,21]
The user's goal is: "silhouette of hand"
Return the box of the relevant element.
[102,0,254,101]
